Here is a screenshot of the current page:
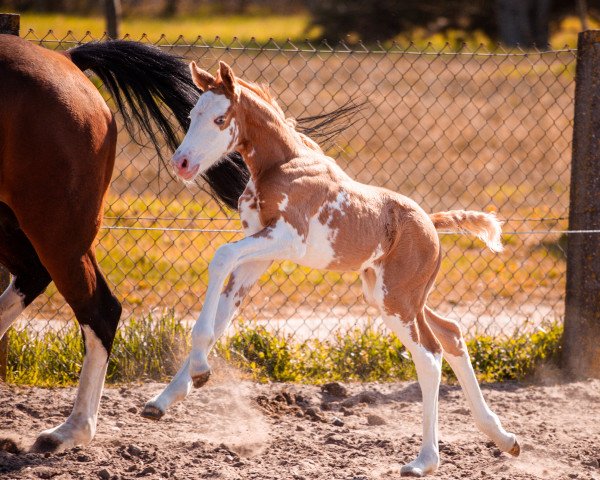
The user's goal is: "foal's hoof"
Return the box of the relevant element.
[140,404,165,421]
[192,371,211,389]
[400,466,424,477]
[30,433,63,454]
[508,438,521,457]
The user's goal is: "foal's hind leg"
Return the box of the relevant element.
[0,203,51,339]
[364,264,443,477]
[424,306,519,455]
[142,260,271,420]
[382,311,443,476]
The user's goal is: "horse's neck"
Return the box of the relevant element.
[237,91,304,179]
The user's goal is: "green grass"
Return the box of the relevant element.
[18,12,598,49]
[20,12,317,44]
[6,313,562,386]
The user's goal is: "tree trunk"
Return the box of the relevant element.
[495,0,550,47]
[105,0,121,39]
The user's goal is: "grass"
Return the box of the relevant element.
[17,12,598,49]
[5,312,563,386]
[20,12,317,44]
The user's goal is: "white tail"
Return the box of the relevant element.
[429,210,503,253]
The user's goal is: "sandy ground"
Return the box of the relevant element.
[1,373,599,480]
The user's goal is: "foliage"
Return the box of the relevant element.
[18,12,316,44]
[305,0,598,46]
[6,314,562,387]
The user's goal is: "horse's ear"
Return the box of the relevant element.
[189,61,215,92]
[218,61,240,101]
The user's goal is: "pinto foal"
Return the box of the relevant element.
[143,61,519,476]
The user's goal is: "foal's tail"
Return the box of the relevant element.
[66,40,249,210]
[429,210,503,253]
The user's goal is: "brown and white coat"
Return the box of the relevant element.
[143,61,519,477]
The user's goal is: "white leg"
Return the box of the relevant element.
[0,278,25,339]
[425,307,519,455]
[188,227,299,384]
[31,325,108,452]
[383,314,442,477]
[142,260,271,419]
[444,352,518,453]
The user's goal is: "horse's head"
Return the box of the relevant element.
[172,61,241,181]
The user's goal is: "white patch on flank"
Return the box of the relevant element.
[278,194,289,212]
[371,264,387,307]
[300,190,351,269]
[360,243,384,270]
[330,191,350,213]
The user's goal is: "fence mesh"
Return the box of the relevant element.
[16,30,575,345]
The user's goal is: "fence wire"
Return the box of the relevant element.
[17,30,575,344]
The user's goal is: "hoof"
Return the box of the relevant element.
[140,404,165,421]
[30,433,63,454]
[192,371,211,389]
[508,438,520,457]
[400,466,424,477]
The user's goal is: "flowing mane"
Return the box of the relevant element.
[234,78,323,152]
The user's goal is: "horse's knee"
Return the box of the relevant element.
[70,267,121,354]
[209,244,237,275]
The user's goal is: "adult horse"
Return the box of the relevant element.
[0,35,251,452]
[143,61,520,477]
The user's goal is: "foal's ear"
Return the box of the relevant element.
[218,61,240,101]
[189,61,215,92]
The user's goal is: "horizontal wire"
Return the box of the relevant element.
[104,215,569,223]
[99,225,591,235]
[101,225,241,233]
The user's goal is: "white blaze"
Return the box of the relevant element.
[173,92,236,178]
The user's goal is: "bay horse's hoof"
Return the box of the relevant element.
[140,404,165,421]
[192,371,211,388]
[508,438,521,457]
[30,433,63,454]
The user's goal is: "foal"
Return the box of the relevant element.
[144,61,519,476]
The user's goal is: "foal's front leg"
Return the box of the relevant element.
[188,227,299,386]
[141,260,270,419]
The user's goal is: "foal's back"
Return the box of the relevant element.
[254,151,440,273]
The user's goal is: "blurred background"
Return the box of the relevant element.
[0,2,593,383]
[1,0,599,48]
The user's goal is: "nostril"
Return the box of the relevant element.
[181,159,188,169]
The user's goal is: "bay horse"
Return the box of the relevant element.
[143,61,520,476]
[0,35,252,452]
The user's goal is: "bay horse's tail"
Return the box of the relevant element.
[429,210,503,252]
[67,40,249,210]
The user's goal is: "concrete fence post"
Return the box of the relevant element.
[564,30,600,379]
[0,13,19,381]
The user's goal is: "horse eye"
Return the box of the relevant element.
[214,116,225,125]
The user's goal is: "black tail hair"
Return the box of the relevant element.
[68,41,362,211]
[68,40,249,210]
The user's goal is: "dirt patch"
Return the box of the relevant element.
[1,378,599,479]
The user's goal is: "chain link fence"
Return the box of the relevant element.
[16,30,575,343]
